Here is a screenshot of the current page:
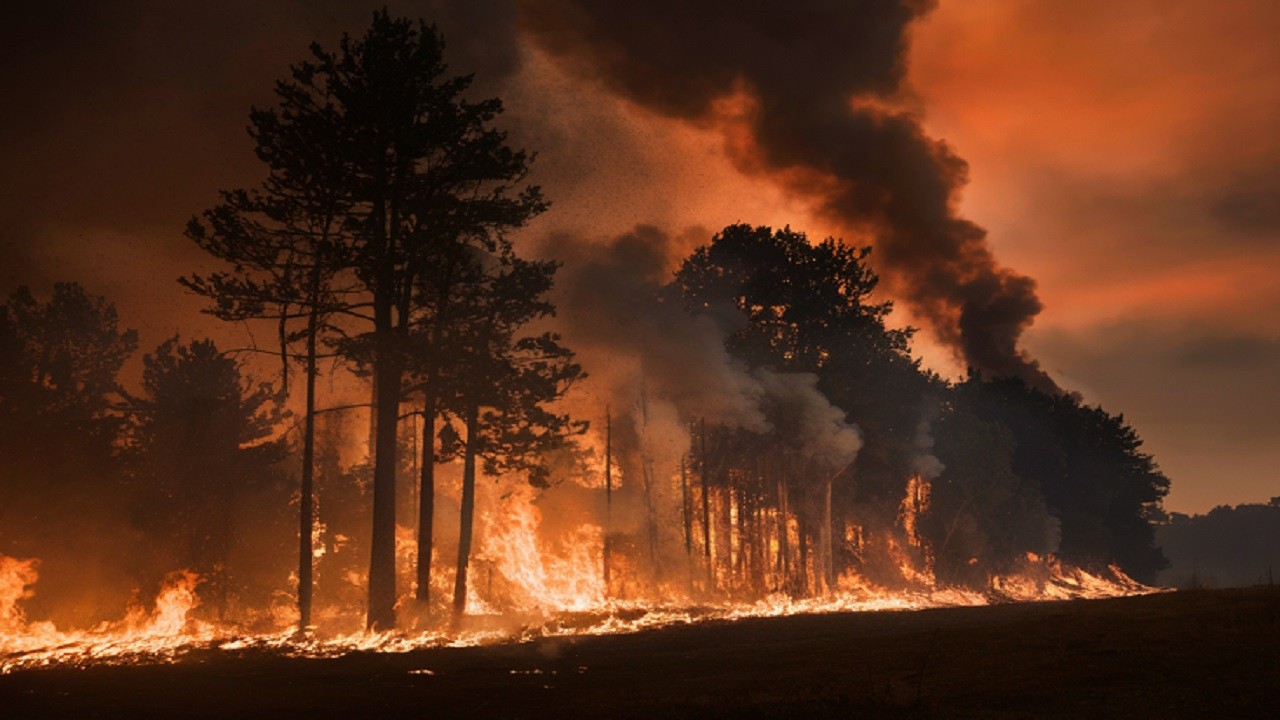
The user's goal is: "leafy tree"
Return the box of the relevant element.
[429,248,585,618]
[676,225,935,581]
[0,283,137,520]
[126,337,288,619]
[0,283,138,623]
[296,12,547,630]
[925,404,1057,584]
[188,11,546,629]
[952,375,1169,582]
[677,224,908,372]
[183,42,355,631]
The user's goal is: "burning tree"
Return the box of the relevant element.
[671,225,923,592]
[423,248,585,620]
[944,376,1170,582]
[183,102,351,631]
[0,284,139,624]
[124,338,289,620]
[186,11,547,629]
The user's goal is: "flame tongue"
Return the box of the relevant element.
[1,476,1160,675]
[1,564,210,670]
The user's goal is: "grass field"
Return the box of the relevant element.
[2,586,1277,718]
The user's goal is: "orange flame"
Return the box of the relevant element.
[0,470,1162,674]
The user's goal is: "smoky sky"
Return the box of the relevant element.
[1,1,1278,512]
[520,0,1058,392]
[4,0,1049,388]
[0,1,520,289]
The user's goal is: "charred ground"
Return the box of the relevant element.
[3,586,1276,719]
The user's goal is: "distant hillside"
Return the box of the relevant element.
[1156,499,1280,588]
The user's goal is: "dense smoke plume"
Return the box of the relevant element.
[521,0,1059,392]
[549,225,864,582]
[550,225,860,464]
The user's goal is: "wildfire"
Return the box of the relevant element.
[0,472,1162,675]
[1,565,214,671]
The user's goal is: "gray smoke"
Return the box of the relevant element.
[548,225,861,468]
[521,0,1060,393]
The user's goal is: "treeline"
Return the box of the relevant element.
[1156,501,1280,588]
[0,284,292,626]
[645,224,1170,594]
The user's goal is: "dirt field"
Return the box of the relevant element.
[2,586,1277,718]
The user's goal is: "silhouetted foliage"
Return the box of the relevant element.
[186,10,551,629]
[428,246,585,616]
[0,283,139,623]
[0,284,137,488]
[676,226,941,586]
[668,225,1169,587]
[125,338,289,618]
[182,8,355,630]
[1157,502,1280,588]
[949,374,1169,582]
[434,249,586,486]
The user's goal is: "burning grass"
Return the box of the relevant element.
[1,539,1158,675]
[2,585,1272,720]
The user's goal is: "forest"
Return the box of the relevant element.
[1157,500,1280,589]
[0,13,1172,635]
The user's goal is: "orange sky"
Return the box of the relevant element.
[908,0,1280,511]
[0,1,1276,513]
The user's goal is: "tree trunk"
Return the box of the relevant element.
[820,477,835,594]
[603,410,612,594]
[798,512,810,597]
[297,303,318,632]
[699,420,712,590]
[773,474,783,591]
[681,456,692,557]
[415,380,436,604]
[219,488,231,622]
[642,458,661,582]
[366,330,403,630]
[735,482,747,587]
[452,402,480,620]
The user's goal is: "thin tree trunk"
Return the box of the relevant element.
[297,302,319,632]
[603,409,612,594]
[699,420,712,590]
[367,375,378,463]
[776,472,791,595]
[452,402,480,621]
[747,486,757,594]
[681,456,692,557]
[415,380,436,604]
[637,384,661,581]
[821,477,835,593]
[798,512,810,597]
[219,489,231,622]
[642,458,661,581]
[736,480,747,590]
[721,472,733,588]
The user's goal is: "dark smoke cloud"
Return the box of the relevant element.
[548,225,862,473]
[521,0,1059,392]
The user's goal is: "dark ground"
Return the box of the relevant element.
[2,586,1277,718]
